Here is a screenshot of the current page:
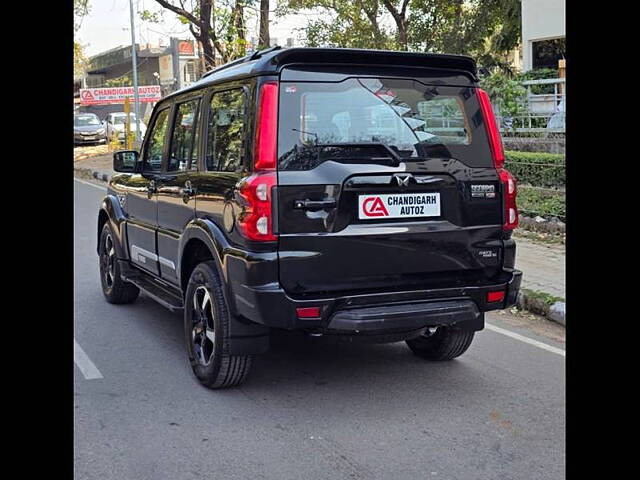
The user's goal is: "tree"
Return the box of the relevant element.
[153,0,250,68]
[74,0,90,32]
[279,0,394,49]
[74,1,91,78]
[74,42,90,78]
[258,0,270,49]
[279,0,521,68]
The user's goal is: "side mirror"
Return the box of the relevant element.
[113,150,140,173]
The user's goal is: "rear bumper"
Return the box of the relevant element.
[227,252,522,334]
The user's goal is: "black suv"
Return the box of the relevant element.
[98,47,522,389]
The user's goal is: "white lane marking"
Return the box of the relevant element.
[485,322,565,357]
[74,177,107,191]
[74,339,104,380]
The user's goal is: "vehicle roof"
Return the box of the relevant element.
[74,112,99,117]
[165,47,478,101]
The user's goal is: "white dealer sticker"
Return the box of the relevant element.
[358,193,441,220]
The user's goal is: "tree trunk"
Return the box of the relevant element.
[382,0,410,51]
[258,0,270,49]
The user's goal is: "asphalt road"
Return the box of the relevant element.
[74,178,565,480]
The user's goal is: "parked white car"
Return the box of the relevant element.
[103,112,147,142]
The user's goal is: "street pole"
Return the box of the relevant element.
[128,0,141,143]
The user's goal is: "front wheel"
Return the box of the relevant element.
[184,261,253,389]
[406,326,475,361]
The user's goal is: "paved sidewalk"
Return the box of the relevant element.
[514,236,565,299]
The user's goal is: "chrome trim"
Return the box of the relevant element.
[158,256,176,270]
[131,245,158,264]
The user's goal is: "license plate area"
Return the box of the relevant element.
[358,192,441,220]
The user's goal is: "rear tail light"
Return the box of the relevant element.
[237,173,277,241]
[498,168,519,231]
[237,81,279,242]
[477,88,518,231]
[254,81,278,170]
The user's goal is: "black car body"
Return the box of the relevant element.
[74,113,107,145]
[97,47,522,388]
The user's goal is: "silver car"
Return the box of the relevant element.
[104,112,147,142]
[74,113,107,145]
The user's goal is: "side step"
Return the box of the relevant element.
[122,267,184,313]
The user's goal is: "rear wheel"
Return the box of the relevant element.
[406,326,474,361]
[184,261,252,389]
[99,223,139,304]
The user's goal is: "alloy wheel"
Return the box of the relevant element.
[101,232,116,289]
[191,286,216,366]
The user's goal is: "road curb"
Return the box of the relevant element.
[74,166,111,183]
[517,290,565,327]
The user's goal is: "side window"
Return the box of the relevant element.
[144,108,170,172]
[206,89,246,171]
[168,99,201,172]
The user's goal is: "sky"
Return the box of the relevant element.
[76,0,319,57]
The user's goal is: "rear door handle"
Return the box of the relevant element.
[294,199,337,210]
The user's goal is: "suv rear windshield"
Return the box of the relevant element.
[277,77,492,170]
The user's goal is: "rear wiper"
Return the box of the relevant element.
[318,142,403,167]
[291,128,404,167]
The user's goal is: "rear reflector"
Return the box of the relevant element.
[296,307,321,319]
[477,88,505,170]
[487,291,506,303]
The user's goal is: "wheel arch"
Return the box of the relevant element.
[178,219,228,297]
[98,195,128,259]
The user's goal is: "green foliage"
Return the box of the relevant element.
[105,74,133,87]
[279,0,521,67]
[516,68,558,94]
[282,0,395,49]
[74,42,89,77]
[518,186,565,219]
[479,72,527,123]
[505,150,565,188]
[139,9,163,23]
[520,288,564,306]
[410,0,503,54]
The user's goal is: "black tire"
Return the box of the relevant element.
[184,260,252,389]
[99,223,139,304]
[406,326,475,361]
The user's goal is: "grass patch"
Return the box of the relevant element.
[520,288,564,305]
[518,185,565,219]
[505,150,565,188]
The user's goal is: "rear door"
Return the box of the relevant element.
[156,97,201,285]
[276,74,504,295]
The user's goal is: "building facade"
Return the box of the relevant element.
[521,0,565,71]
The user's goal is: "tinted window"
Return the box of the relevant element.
[278,78,492,170]
[144,108,169,172]
[532,38,566,69]
[168,99,200,172]
[206,89,245,171]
